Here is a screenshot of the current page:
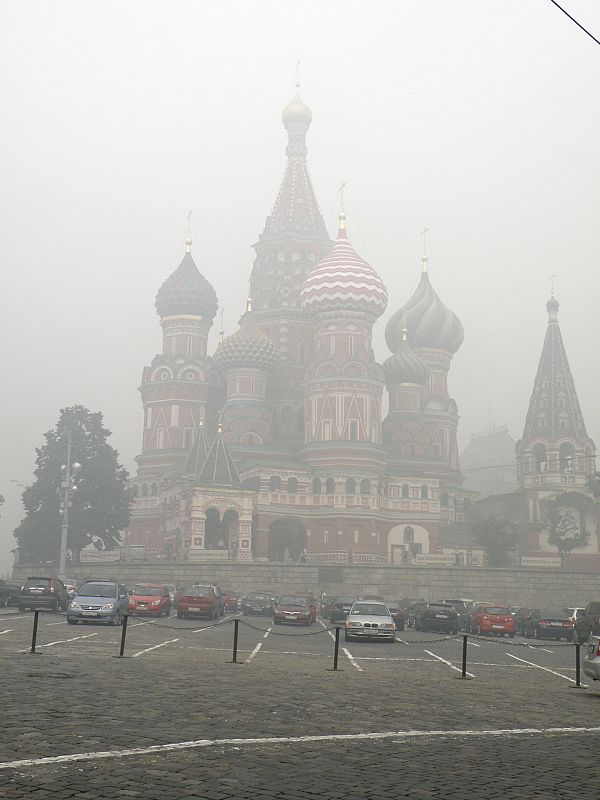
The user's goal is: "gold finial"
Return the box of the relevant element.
[295,59,301,90]
[338,181,347,229]
[185,210,192,252]
[219,309,224,343]
[217,415,222,434]
[402,308,408,342]
[420,226,430,273]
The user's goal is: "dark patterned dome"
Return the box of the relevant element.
[155,249,218,320]
[383,341,428,386]
[385,268,463,354]
[214,330,279,370]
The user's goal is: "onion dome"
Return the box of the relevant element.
[214,329,279,370]
[385,258,463,353]
[282,83,313,127]
[155,241,218,320]
[301,213,388,318]
[383,336,428,386]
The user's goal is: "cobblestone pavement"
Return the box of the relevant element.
[2,610,599,798]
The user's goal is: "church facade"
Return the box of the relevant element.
[126,86,478,564]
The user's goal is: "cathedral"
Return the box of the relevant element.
[126,84,597,566]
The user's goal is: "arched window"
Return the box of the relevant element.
[403,525,414,544]
[401,484,409,499]
[287,477,298,494]
[325,478,336,495]
[345,478,356,495]
[360,479,371,495]
[141,484,148,497]
[150,483,158,496]
[421,485,429,499]
[312,478,321,495]
[269,475,281,491]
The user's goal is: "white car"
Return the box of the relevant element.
[345,601,396,642]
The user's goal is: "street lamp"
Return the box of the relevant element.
[59,430,82,580]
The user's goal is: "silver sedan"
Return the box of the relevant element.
[344,602,396,642]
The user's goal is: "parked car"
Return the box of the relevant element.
[221,590,240,613]
[345,601,396,642]
[406,600,428,628]
[68,580,129,625]
[385,600,405,631]
[273,596,311,626]
[414,603,459,634]
[329,596,356,624]
[19,577,69,612]
[0,580,21,607]
[574,602,600,643]
[242,592,274,616]
[296,593,318,623]
[177,585,223,619]
[128,584,172,617]
[583,635,600,682]
[438,598,473,614]
[471,605,516,637]
[459,601,494,633]
[525,608,574,641]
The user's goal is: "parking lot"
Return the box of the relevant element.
[2,608,600,799]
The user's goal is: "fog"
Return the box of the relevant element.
[1,1,599,574]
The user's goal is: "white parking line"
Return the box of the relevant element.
[469,641,482,648]
[35,633,99,650]
[130,620,154,627]
[47,621,68,626]
[246,642,262,663]
[342,647,363,672]
[505,652,583,684]
[5,726,600,770]
[132,639,179,658]
[263,626,272,639]
[0,630,13,635]
[424,649,475,678]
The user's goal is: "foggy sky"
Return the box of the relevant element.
[1,1,599,574]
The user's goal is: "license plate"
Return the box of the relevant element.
[81,611,97,616]
[188,607,201,612]
[550,622,562,626]
[492,624,504,629]
[435,614,447,619]
[287,615,298,620]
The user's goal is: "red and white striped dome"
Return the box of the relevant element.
[301,216,388,318]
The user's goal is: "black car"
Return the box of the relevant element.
[0,579,20,607]
[414,603,458,634]
[525,609,574,641]
[242,592,274,616]
[575,602,600,643]
[329,597,356,624]
[385,600,405,631]
[19,576,70,612]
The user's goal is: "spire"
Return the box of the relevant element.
[521,294,591,444]
[182,421,209,479]
[197,428,241,487]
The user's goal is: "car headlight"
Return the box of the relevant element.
[347,621,362,628]
[151,600,161,606]
[381,623,395,630]
[70,601,81,610]
[101,603,115,611]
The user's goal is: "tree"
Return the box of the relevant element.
[14,405,130,564]
[470,518,519,567]
[544,503,590,563]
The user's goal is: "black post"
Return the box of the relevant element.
[232,618,239,663]
[575,643,581,688]
[118,614,128,658]
[462,635,468,678]
[333,626,340,671]
[30,610,39,654]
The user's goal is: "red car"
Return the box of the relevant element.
[128,584,171,617]
[273,596,312,626]
[177,584,223,620]
[471,605,516,637]
[221,590,239,613]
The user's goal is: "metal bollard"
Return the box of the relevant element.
[333,626,340,671]
[232,618,239,663]
[462,635,468,678]
[118,614,128,657]
[575,643,581,687]
[30,610,40,654]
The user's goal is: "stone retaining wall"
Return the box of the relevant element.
[12,561,599,607]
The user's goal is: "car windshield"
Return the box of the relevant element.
[279,597,307,606]
[25,579,50,589]
[78,583,116,598]
[483,607,509,615]
[133,586,161,596]
[351,603,389,616]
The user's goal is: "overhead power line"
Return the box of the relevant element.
[548,0,600,46]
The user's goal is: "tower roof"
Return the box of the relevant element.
[521,295,591,444]
[214,329,279,371]
[383,337,429,386]
[155,243,218,320]
[300,215,388,318]
[261,86,328,239]
[197,427,241,487]
[182,423,209,479]
[385,260,463,354]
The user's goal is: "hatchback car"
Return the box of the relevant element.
[273,596,311,626]
[525,609,573,641]
[19,577,69,612]
[242,592,274,616]
[68,580,128,625]
[414,603,459,634]
[345,601,396,642]
[128,584,171,617]
[471,605,516,637]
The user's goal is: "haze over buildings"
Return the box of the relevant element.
[1,1,599,573]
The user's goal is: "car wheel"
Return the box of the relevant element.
[67,618,78,625]
[112,614,122,627]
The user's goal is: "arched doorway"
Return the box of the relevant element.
[268,518,307,562]
[387,524,430,563]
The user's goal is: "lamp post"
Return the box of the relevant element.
[59,430,82,580]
